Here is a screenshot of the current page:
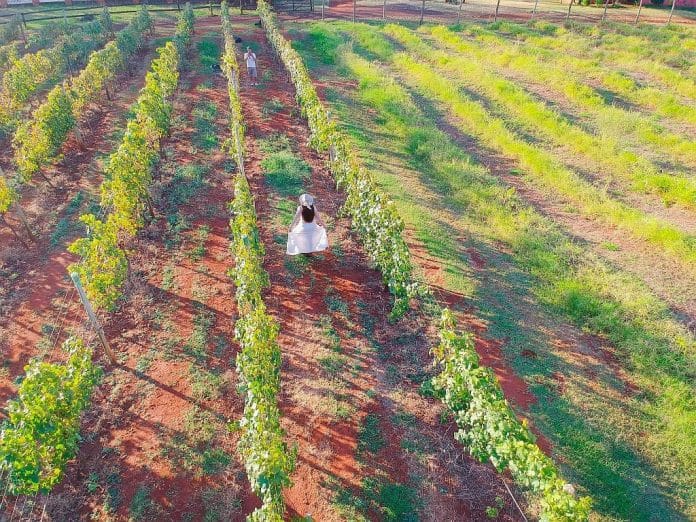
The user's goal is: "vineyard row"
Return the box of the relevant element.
[0,5,194,497]
[222,5,295,520]
[258,5,592,520]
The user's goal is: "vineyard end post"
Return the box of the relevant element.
[635,0,643,22]
[70,272,117,365]
[667,0,676,24]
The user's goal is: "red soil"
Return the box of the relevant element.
[0,37,161,406]
[236,17,526,520]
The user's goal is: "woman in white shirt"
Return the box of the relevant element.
[287,194,328,256]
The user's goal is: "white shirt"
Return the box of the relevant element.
[244,52,257,68]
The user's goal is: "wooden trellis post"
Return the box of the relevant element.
[667,0,677,24]
[635,0,643,22]
[71,272,117,365]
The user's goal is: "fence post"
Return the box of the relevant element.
[71,272,118,365]
[566,0,573,21]
[601,0,609,21]
[322,0,325,18]
[494,0,501,21]
[667,0,676,24]
[383,0,386,19]
[353,0,356,21]
[634,0,643,22]
[419,0,426,24]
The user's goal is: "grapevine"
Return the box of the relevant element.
[257,0,418,319]
[0,15,21,46]
[0,14,112,129]
[0,337,102,495]
[433,309,592,521]
[222,5,295,518]
[7,7,153,210]
[69,6,192,311]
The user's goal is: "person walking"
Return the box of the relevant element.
[244,46,258,86]
[287,194,329,256]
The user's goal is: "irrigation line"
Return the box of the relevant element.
[503,480,528,521]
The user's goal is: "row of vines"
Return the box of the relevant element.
[0,8,114,130]
[258,0,417,320]
[222,3,295,520]
[0,6,153,220]
[69,3,194,311]
[0,5,195,498]
[258,4,592,520]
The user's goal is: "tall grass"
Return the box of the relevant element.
[429,26,696,172]
[384,24,696,211]
[484,21,696,99]
[292,23,696,519]
[394,55,696,265]
[470,25,696,127]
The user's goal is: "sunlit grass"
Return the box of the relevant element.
[291,21,696,520]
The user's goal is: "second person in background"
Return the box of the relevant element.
[244,46,258,86]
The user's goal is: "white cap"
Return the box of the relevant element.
[299,194,314,207]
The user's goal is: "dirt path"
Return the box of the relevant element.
[43,19,252,521]
[0,36,162,407]
[234,17,525,520]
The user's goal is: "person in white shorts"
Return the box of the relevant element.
[244,46,258,86]
[287,194,329,256]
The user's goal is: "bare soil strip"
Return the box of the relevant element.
[45,19,251,521]
[234,17,525,520]
[0,35,161,407]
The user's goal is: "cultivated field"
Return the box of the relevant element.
[0,2,694,521]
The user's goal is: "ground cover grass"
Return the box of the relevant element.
[383,24,696,212]
[289,21,696,521]
[481,21,696,99]
[428,25,696,173]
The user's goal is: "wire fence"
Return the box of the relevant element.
[280,0,696,26]
[0,0,694,25]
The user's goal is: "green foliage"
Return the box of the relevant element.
[0,17,111,127]
[433,310,592,521]
[0,41,20,74]
[222,13,295,518]
[0,337,101,494]
[68,8,193,311]
[174,2,195,58]
[68,214,128,311]
[220,1,244,163]
[257,0,418,319]
[13,84,75,183]
[9,9,152,192]
[0,15,21,46]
